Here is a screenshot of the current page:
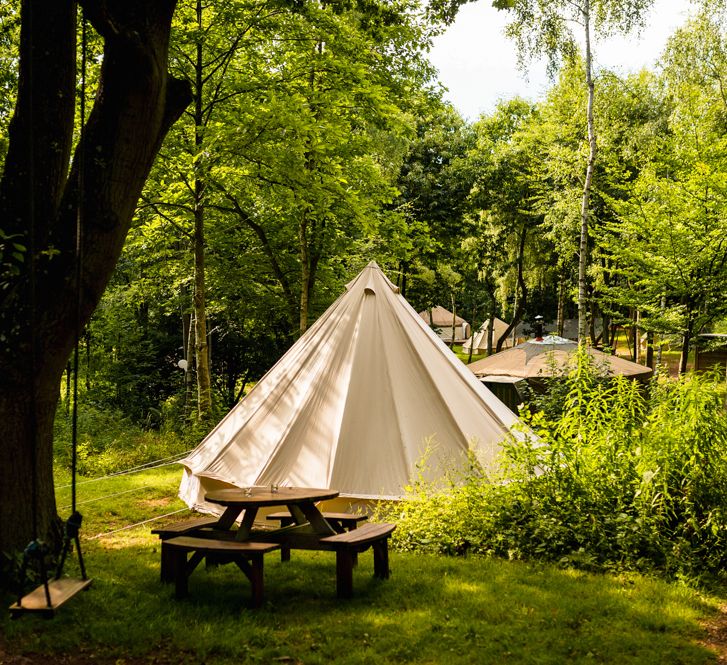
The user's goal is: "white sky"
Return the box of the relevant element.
[428,0,695,120]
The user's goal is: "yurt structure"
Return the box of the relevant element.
[462,317,515,353]
[467,334,653,411]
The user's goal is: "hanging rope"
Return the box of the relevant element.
[90,508,190,540]
[54,8,89,584]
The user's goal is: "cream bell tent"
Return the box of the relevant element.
[462,317,514,353]
[179,262,521,514]
[417,305,470,344]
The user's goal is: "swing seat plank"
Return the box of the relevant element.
[9,578,92,618]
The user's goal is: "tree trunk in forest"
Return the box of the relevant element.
[299,219,311,334]
[680,330,691,375]
[192,0,212,419]
[467,300,477,364]
[0,0,190,556]
[496,224,528,352]
[399,260,409,299]
[679,307,694,374]
[578,0,597,345]
[557,270,566,338]
[589,299,598,346]
[646,330,654,369]
[450,295,457,347]
[193,201,212,418]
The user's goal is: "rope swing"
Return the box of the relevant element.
[10,7,92,618]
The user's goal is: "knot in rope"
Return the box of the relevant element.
[65,511,83,539]
[22,539,48,560]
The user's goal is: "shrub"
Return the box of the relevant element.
[378,349,727,581]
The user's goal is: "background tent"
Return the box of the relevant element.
[467,335,652,411]
[180,262,521,515]
[462,317,515,353]
[417,305,470,344]
[467,335,653,380]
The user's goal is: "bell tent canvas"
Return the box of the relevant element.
[417,305,470,344]
[462,317,514,354]
[179,262,521,514]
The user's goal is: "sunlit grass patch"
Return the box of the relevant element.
[1,464,724,663]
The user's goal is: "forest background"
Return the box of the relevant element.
[0,0,725,466]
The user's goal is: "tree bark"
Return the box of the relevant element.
[192,0,212,419]
[0,0,191,555]
[496,224,528,352]
[578,0,597,345]
[557,270,566,337]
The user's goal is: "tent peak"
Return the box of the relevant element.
[346,262,399,294]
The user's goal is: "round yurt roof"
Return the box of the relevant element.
[467,335,653,380]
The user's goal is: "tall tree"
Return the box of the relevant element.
[0,0,190,555]
[601,10,727,373]
[491,0,654,342]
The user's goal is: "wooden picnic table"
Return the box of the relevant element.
[205,486,340,542]
[155,486,394,603]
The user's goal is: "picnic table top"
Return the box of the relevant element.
[205,486,339,508]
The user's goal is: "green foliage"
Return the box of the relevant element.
[379,350,727,581]
[598,10,727,361]
[53,403,189,477]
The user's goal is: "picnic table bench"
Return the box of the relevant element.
[151,516,222,582]
[319,522,396,598]
[163,536,280,608]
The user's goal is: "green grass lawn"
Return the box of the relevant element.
[2,466,725,664]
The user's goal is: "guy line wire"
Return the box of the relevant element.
[90,508,190,540]
[56,450,192,489]
[59,484,159,510]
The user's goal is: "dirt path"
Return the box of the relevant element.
[702,604,727,663]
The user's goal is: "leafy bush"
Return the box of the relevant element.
[53,402,191,477]
[377,349,727,581]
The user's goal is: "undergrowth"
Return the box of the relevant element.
[376,349,727,582]
[53,402,192,477]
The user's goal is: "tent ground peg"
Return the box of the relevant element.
[9,577,92,619]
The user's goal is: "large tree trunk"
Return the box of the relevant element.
[578,0,597,345]
[0,0,190,556]
[192,0,212,419]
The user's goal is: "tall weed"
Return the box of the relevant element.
[378,349,727,580]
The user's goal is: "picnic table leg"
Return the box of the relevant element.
[160,541,174,583]
[173,550,204,599]
[335,550,355,599]
[372,540,390,579]
[235,556,266,608]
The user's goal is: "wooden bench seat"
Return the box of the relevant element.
[151,516,220,538]
[266,511,368,533]
[151,516,221,582]
[163,536,279,608]
[319,522,396,598]
[266,510,368,563]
